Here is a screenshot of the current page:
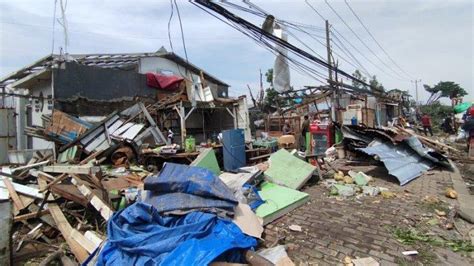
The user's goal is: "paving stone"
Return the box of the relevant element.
[262,166,473,265]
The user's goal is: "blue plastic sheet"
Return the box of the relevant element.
[242,184,264,211]
[94,202,256,266]
[143,163,238,216]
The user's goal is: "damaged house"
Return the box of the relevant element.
[0,47,250,158]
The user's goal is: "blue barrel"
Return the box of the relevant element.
[222,129,246,171]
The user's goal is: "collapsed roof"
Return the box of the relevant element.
[0,47,229,89]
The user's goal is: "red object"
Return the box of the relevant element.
[469,107,474,117]
[146,73,184,90]
[421,115,431,126]
[309,122,334,155]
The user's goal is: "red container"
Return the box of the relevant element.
[309,122,334,156]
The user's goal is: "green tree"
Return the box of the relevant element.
[423,81,468,102]
[265,68,273,86]
[369,75,385,92]
[352,70,367,89]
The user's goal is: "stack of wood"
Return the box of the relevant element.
[1,145,150,264]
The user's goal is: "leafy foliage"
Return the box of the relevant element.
[392,227,474,253]
[352,70,367,89]
[265,68,273,86]
[369,75,385,92]
[424,81,468,101]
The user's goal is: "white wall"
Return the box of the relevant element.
[29,81,54,149]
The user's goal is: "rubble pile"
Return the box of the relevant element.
[0,103,468,265]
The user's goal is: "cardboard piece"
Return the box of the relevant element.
[232,203,263,239]
[191,148,220,175]
[219,172,254,192]
[264,149,316,190]
[256,182,309,225]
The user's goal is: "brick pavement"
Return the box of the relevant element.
[262,163,473,265]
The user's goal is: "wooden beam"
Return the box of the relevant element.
[69,229,97,254]
[13,210,50,222]
[42,165,101,175]
[37,178,89,263]
[2,177,25,210]
[71,175,113,221]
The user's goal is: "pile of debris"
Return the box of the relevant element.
[339,125,453,186]
[2,100,325,264]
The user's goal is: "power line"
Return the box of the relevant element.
[344,0,413,79]
[167,0,175,52]
[193,0,388,98]
[173,0,189,63]
[51,0,58,54]
[192,2,329,84]
[304,0,399,80]
[324,0,407,81]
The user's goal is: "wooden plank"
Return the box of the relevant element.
[51,184,89,207]
[2,177,25,210]
[69,229,97,254]
[42,165,101,175]
[71,176,113,221]
[37,178,89,263]
[0,179,43,199]
[38,150,104,192]
[13,210,50,222]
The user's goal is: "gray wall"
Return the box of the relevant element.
[53,62,156,116]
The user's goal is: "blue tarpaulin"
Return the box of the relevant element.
[143,163,238,216]
[93,202,256,266]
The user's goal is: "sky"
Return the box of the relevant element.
[0,0,472,103]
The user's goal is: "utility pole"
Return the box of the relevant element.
[326,20,336,122]
[411,79,421,104]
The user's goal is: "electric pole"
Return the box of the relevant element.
[411,79,421,104]
[326,20,336,122]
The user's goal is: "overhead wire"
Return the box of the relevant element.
[324,0,407,81]
[51,0,58,54]
[235,0,372,82]
[192,0,377,91]
[192,2,328,84]
[167,0,175,52]
[344,0,413,79]
[305,0,409,81]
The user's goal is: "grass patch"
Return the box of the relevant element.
[391,227,474,253]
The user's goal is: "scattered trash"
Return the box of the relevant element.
[334,171,345,181]
[435,209,447,216]
[423,195,440,204]
[362,186,380,196]
[289,224,302,232]
[445,188,458,199]
[343,176,354,184]
[402,250,418,256]
[333,184,356,197]
[381,191,396,199]
[258,245,295,266]
[343,255,353,265]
